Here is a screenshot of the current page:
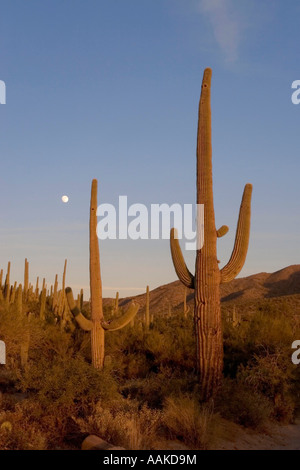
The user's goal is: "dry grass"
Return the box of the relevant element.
[161,395,218,449]
[76,401,162,450]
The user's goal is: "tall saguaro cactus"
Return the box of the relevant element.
[170,68,252,400]
[66,179,139,369]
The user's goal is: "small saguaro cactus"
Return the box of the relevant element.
[52,274,58,312]
[24,258,29,301]
[4,262,10,305]
[114,291,119,315]
[183,286,190,319]
[145,285,150,329]
[10,282,17,304]
[170,68,252,400]
[17,284,22,315]
[232,306,240,327]
[35,277,39,301]
[40,286,46,320]
[66,179,139,369]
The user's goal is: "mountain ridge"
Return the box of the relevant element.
[103,265,300,314]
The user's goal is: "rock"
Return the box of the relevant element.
[81,435,124,450]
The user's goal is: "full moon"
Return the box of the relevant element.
[61,195,69,203]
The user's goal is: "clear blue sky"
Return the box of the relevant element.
[0,0,299,297]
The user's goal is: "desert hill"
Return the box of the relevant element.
[104,265,300,315]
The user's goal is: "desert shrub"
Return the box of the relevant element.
[162,395,217,449]
[0,402,47,450]
[76,400,162,450]
[217,378,272,430]
[237,353,295,423]
[18,354,119,410]
[0,306,45,368]
[121,368,197,408]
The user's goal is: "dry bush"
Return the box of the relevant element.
[217,378,272,430]
[162,395,217,449]
[238,352,295,423]
[0,403,47,450]
[121,367,197,408]
[18,354,119,410]
[76,400,162,450]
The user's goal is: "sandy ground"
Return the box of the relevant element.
[214,418,300,450]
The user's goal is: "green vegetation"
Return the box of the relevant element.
[0,288,300,449]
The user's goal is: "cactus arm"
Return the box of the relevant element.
[170,228,195,289]
[220,184,253,283]
[101,301,139,331]
[217,225,229,238]
[65,287,92,332]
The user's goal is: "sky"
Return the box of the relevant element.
[0,0,300,298]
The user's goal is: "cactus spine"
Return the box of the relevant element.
[170,68,252,400]
[66,179,139,369]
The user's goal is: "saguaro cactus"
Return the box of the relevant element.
[145,285,150,329]
[35,277,39,301]
[4,262,10,305]
[114,291,119,315]
[17,284,22,315]
[66,179,139,369]
[24,258,29,301]
[52,274,58,312]
[40,286,46,320]
[170,68,252,400]
[183,286,190,319]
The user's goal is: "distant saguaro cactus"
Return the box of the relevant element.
[4,262,10,305]
[17,284,22,315]
[170,68,252,400]
[24,258,29,301]
[35,277,39,301]
[114,291,119,315]
[52,274,58,312]
[145,285,150,329]
[183,286,190,319]
[66,179,139,369]
[40,286,46,320]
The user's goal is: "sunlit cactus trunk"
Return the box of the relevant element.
[170,68,252,400]
[66,179,139,370]
[195,68,223,398]
[89,179,105,369]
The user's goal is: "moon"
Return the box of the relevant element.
[61,195,69,203]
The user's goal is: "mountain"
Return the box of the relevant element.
[106,265,300,314]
